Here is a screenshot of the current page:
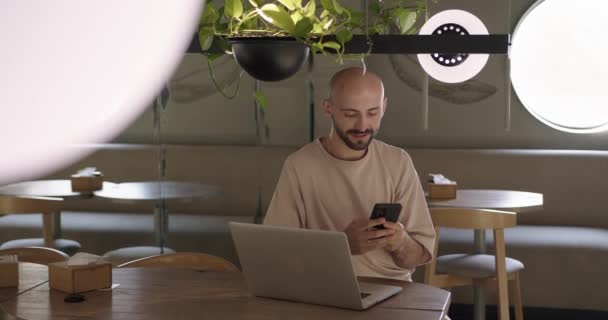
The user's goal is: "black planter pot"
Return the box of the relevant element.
[228,37,310,82]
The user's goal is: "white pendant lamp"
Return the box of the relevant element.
[418,9,490,83]
[0,0,204,185]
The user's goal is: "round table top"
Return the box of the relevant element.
[0,267,451,320]
[0,179,116,198]
[94,181,222,201]
[0,263,47,303]
[427,189,543,213]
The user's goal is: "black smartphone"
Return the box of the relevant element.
[369,203,402,229]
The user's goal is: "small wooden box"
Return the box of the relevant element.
[48,261,112,294]
[0,255,19,288]
[70,168,103,192]
[428,183,457,200]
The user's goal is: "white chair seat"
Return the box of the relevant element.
[103,246,175,266]
[436,253,524,278]
[0,238,81,256]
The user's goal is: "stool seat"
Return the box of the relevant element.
[103,246,176,266]
[436,254,524,278]
[1,238,81,256]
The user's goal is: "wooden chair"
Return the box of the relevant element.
[425,208,524,320]
[116,252,239,272]
[0,246,69,265]
[0,196,63,248]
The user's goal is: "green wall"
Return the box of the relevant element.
[113,0,608,150]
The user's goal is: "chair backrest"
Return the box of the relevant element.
[426,208,521,320]
[0,247,69,265]
[430,208,517,229]
[425,208,517,288]
[116,252,239,272]
[0,196,63,214]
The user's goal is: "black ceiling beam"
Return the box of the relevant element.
[338,34,509,54]
[188,34,509,55]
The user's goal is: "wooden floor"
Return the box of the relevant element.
[448,303,608,320]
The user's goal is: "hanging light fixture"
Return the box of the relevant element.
[418,10,490,83]
[0,0,204,185]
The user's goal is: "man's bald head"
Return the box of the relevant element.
[322,67,388,152]
[328,67,385,103]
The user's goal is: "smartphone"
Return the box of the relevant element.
[369,203,402,229]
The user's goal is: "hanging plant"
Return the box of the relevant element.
[197,0,432,103]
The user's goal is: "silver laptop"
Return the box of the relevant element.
[229,222,402,310]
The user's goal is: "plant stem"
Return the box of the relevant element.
[207,58,241,99]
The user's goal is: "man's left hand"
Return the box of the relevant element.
[381,221,407,252]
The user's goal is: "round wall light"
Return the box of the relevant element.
[0,0,204,185]
[510,0,608,133]
[418,9,490,83]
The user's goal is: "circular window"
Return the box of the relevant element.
[511,0,608,133]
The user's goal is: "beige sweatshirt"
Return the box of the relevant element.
[264,138,435,281]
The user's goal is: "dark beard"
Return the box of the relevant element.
[333,119,375,151]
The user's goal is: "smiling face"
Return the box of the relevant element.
[323,67,388,151]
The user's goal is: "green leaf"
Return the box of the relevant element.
[200,4,218,26]
[242,16,259,30]
[258,4,296,33]
[312,22,323,33]
[277,0,294,11]
[294,17,313,38]
[382,11,390,24]
[303,0,316,18]
[198,27,215,51]
[335,28,352,44]
[291,11,303,24]
[310,42,324,53]
[217,22,230,33]
[277,0,300,11]
[320,0,335,14]
[323,41,341,50]
[206,52,224,62]
[224,0,243,18]
[331,0,344,14]
[369,1,382,15]
[254,90,268,111]
[320,9,330,19]
[349,11,363,26]
[248,0,259,8]
[217,5,225,17]
[394,9,417,34]
[373,24,385,34]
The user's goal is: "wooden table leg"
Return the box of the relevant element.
[41,212,56,248]
[53,211,62,239]
[473,229,486,320]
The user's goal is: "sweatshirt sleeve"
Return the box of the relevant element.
[395,151,436,265]
[263,157,306,228]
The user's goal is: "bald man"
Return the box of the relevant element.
[264,67,435,281]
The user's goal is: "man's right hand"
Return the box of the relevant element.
[343,218,396,255]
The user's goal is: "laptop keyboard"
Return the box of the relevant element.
[360,292,371,299]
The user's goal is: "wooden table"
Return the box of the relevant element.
[95,181,222,251]
[427,189,543,213]
[0,180,117,239]
[427,189,543,320]
[0,263,47,303]
[1,268,450,320]
[0,180,118,245]
[0,180,221,250]
[0,180,116,199]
